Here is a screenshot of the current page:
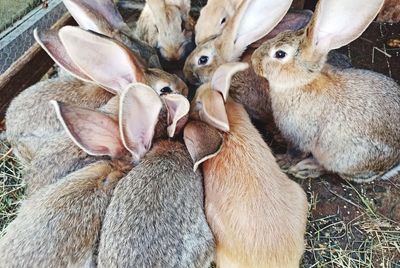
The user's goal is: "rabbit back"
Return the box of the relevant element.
[5,77,112,162]
[0,161,124,267]
[98,140,214,268]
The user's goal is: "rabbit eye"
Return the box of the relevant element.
[221,17,226,24]
[198,56,209,65]
[275,50,287,59]
[160,86,173,94]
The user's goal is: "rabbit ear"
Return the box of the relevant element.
[119,83,162,162]
[196,87,229,132]
[220,0,292,60]
[183,121,223,172]
[165,0,191,15]
[211,62,249,101]
[63,0,130,36]
[162,94,190,138]
[59,26,145,94]
[50,100,124,158]
[306,0,384,54]
[34,28,92,83]
[261,10,313,42]
[147,0,168,25]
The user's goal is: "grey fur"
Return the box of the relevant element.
[97,140,215,267]
[0,161,129,267]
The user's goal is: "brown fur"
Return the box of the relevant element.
[377,0,400,23]
[5,77,112,163]
[136,0,195,61]
[198,100,308,267]
[252,6,400,181]
[0,160,130,267]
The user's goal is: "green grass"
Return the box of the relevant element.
[0,0,42,33]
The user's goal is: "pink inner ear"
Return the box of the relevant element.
[34,28,93,83]
[119,83,163,161]
[51,101,124,158]
[199,90,230,132]
[162,94,190,137]
[59,26,144,94]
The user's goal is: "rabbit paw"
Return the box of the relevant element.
[276,150,310,171]
[287,157,325,179]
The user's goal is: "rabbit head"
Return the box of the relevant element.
[140,0,195,62]
[252,0,385,89]
[194,0,243,45]
[62,0,161,68]
[39,26,188,96]
[119,83,190,159]
[184,0,292,85]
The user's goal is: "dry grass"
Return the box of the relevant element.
[0,139,25,236]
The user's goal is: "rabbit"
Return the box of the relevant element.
[251,0,400,182]
[23,96,121,195]
[6,26,188,164]
[184,0,293,86]
[62,0,162,68]
[194,0,243,45]
[0,160,128,268]
[377,0,400,23]
[135,0,195,64]
[194,0,306,45]
[0,95,145,266]
[97,83,215,267]
[183,62,308,268]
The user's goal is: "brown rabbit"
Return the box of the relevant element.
[377,0,400,23]
[0,98,141,266]
[252,0,400,182]
[194,0,305,45]
[6,26,187,163]
[184,62,308,268]
[97,84,215,267]
[184,0,293,86]
[135,0,195,63]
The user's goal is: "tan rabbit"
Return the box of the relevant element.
[6,26,187,163]
[98,83,215,267]
[194,0,306,45]
[252,0,400,182]
[0,98,143,266]
[184,62,308,268]
[194,0,243,45]
[184,0,293,85]
[135,0,195,63]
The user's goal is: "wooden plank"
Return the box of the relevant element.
[0,13,74,118]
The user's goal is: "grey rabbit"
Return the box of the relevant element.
[0,97,142,267]
[97,83,215,267]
